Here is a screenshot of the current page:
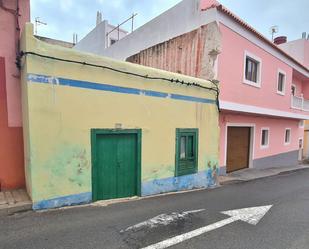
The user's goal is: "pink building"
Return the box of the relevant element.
[99,0,309,174]
[0,0,30,189]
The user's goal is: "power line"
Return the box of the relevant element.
[19,51,220,110]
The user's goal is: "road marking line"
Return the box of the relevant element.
[141,205,272,249]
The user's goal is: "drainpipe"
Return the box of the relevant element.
[0,0,21,70]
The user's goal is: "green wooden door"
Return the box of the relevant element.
[92,131,140,201]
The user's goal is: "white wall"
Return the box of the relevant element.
[74,21,107,55]
[101,0,217,60]
[279,39,306,66]
[106,24,128,47]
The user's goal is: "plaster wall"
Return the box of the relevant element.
[280,39,309,69]
[0,0,30,126]
[74,21,107,54]
[218,24,306,115]
[21,24,219,208]
[106,24,128,47]
[0,0,29,189]
[101,0,218,60]
[127,22,221,81]
[74,21,128,55]
[0,57,25,190]
[219,113,303,169]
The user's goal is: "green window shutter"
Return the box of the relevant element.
[175,128,198,176]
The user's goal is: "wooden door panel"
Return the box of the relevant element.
[94,133,137,200]
[226,127,250,173]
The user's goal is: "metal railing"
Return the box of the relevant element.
[291,95,309,111]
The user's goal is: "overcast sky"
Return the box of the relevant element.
[30,0,309,43]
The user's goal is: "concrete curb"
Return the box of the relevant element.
[0,202,32,217]
[219,165,309,185]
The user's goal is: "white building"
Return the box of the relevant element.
[74,11,128,55]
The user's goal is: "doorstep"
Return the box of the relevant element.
[219,164,309,185]
[0,189,32,216]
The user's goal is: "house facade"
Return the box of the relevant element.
[21,23,220,209]
[74,13,128,55]
[97,0,309,174]
[0,0,30,190]
[279,36,309,158]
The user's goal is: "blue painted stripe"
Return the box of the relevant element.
[171,93,215,104]
[141,169,218,196]
[27,74,216,105]
[33,192,92,210]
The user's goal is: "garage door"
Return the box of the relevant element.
[226,127,250,173]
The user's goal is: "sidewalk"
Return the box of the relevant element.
[0,189,32,216]
[219,164,309,185]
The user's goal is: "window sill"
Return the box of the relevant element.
[276,91,285,96]
[243,79,261,88]
[260,145,269,149]
[284,142,291,146]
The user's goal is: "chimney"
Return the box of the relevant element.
[96,11,102,26]
[274,36,287,45]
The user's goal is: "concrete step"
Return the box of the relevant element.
[0,189,32,216]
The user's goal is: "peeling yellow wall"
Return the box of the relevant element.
[21,23,219,204]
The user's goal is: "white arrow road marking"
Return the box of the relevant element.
[122,209,205,232]
[141,205,272,249]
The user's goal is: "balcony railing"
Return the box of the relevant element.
[291,95,309,111]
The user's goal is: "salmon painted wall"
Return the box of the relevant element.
[219,113,303,167]
[0,58,24,190]
[21,24,219,208]
[0,0,29,189]
[218,23,305,115]
[292,75,303,97]
[0,0,30,126]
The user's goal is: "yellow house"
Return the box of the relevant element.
[20,23,220,209]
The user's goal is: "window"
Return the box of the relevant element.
[175,129,198,176]
[110,39,117,46]
[261,128,269,148]
[285,128,291,145]
[277,70,286,95]
[246,57,258,82]
[243,51,262,87]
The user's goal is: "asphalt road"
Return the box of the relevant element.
[1,168,309,249]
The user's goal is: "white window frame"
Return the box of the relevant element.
[260,128,270,149]
[243,50,262,88]
[284,128,291,145]
[276,69,286,95]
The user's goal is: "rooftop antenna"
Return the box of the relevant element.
[73,33,78,45]
[96,11,102,26]
[270,25,279,41]
[35,17,47,35]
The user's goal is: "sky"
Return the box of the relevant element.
[30,0,309,43]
